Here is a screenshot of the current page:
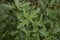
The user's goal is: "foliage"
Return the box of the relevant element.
[0,0,60,40]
